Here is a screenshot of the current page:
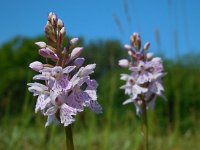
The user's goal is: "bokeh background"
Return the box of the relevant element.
[0,0,200,149]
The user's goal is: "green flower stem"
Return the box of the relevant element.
[141,100,149,150]
[65,124,74,150]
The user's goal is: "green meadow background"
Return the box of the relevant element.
[0,36,200,150]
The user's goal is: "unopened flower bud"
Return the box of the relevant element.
[136,35,141,50]
[133,32,138,36]
[50,13,57,26]
[35,42,46,48]
[44,21,51,32]
[39,48,58,60]
[60,27,66,36]
[70,47,83,60]
[29,61,43,71]
[124,44,132,50]
[44,21,54,35]
[45,22,57,43]
[146,53,153,59]
[130,32,141,51]
[70,38,79,45]
[48,12,53,21]
[118,59,129,67]
[144,42,150,51]
[39,48,53,56]
[130,32,137,44]
[57,19,64,29]
[73,57,85,67]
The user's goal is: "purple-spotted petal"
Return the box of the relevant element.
[86,100,102,113]
[85,90,97,100]
[35,95,50,113]
[86,79,98,90]
[52,78,72,92]
[67,91,91,111]
[60,104,76,126]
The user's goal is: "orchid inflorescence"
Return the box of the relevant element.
[119,32,166,115]
[28,12,102,127]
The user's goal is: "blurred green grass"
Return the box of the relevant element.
[0,36,200,150]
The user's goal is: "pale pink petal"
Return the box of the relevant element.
[118,59,129,67]
[70,38,79,45]
[70,47,83,60]
[29,61,43,72]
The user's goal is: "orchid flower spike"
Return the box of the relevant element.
[28,12,102,127]
[119,32,166,115]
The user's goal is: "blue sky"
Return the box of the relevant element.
[0,0,199,58]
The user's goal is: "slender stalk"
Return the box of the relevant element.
[141,100,149,150]
[65,124,74,150]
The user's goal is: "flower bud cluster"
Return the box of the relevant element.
[119,32,166,115]
[28,12,102,127]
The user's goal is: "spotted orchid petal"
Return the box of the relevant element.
[35,95,51,113]
[86,100,102,114]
